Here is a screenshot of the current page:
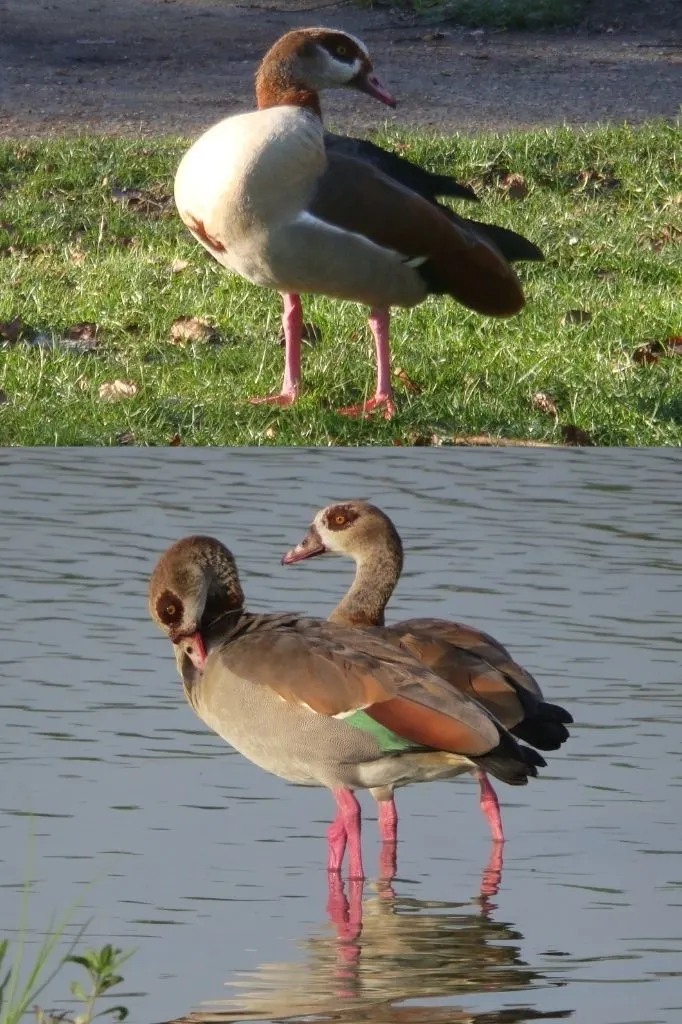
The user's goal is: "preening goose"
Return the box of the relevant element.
[282,500,572,843]
[149,535,545,878]
[174,28,542,419]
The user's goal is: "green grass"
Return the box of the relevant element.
[1,121,681,446]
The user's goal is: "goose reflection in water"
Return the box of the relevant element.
[163,845,571,1024]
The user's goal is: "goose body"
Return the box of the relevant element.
[149,535,545,877]
[283,501,572,844]
[174,27,543,417]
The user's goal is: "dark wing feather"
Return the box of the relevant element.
[309,153,524,317]
[324,131,479,203]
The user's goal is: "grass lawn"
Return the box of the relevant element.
[0,121,680,446]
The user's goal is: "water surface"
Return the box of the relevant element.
[1,449,680,1024]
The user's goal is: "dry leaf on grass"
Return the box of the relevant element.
[0,317,26,345]
[169,433,183,446]
[76,375,90,391]
[99,379,138,402]
[111,187,172,217]
[169,316,218,345]
[531,392,559,419]
[562,309,592,326]
[632,336,682,365]
[646,225,682,252]
[63,321,100,352]
[561,424,595,446]
[575,169,620,192]
[264,426,278,439]
[394,367,423,394]
[116,430,136,446]
[500,173,529,200]
[68,247,87,266]
[170,259,189,274]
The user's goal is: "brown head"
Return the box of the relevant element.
[255,28,396,116]
[148,535,245,671]
[282,500,404,570]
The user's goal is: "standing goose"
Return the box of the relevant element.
[174,28,542,419]
[282,501,572,843]
[149,535,545,878]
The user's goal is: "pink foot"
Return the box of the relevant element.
[248,390,298,407]
[477,770,505,844]
[336,394,396,420]
[332,789,365,880]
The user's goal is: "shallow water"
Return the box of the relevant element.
[1,448,681,1024]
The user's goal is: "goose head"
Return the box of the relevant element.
[148,535,244,671]
[282,500,403,568]
[255,28,396,114]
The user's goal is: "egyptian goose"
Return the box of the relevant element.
[149,535,545,878]
[282,501,572,844]
[174,28,542,419]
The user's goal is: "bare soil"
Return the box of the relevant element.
[0,0,680,137]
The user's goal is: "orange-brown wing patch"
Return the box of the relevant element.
[367,695,492,756]
[181,212,227,255]
[309,153,523,317]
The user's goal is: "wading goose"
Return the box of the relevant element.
[282,501,572,843]
[149,535,545,878]
[174,28,542,419]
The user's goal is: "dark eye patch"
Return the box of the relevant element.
[156,589,184,627]
[320,34,360,65]
[324,504,360,531]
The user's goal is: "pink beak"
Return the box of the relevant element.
[353,71,397,109]
[179,630,207,671]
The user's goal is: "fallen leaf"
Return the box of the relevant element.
[0,317,25,345]
[168,433,183,446]
[561,424,595,446]
[99,379,138,402]
[68,247,87,266]
[562,309,592,326]
[169,316,218,344]
[62,322,100,352]
[632,341,663,365]
[406,432,433,446]
[647,225,682,251]
[170,258,189,274]
[575,169,620,192]
[531,392,559,419]
[500,173,528,200]
[264,426,278,439]
[666,335,682,355]
[111,187,172,217]
[76,375,90,391]
[116,430,136,445]
[394,367,423,394]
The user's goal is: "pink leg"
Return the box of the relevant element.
[332,789,364,880]
[480,839,505,900]
[327,808,347,874]
[377,797,398,881]
[477,770,505,844]
[249,293,302,406]
[337,308,396,420]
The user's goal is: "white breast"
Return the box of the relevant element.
[174,106,326,273]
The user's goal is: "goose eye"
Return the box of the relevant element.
[166,603,177,618]
[336,45,347,56]
[335,514,346,525]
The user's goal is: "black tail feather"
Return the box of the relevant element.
[471,729,546,787]
[510,693,573,751]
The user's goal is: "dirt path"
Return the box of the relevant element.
[0,0,681,137]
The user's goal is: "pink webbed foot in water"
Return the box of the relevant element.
[328,789,365,880]
[249,293,302,406]
[336,309,396,420]
[476,770,505,844]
